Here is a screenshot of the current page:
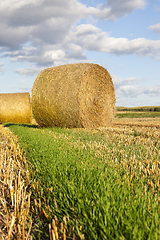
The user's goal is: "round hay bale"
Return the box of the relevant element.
[32,63,116,128]
[0,92,32,124]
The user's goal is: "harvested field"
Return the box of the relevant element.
[4,117,160,239]
[1,111,160,239]
[113,118,160,128]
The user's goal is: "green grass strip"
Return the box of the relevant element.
[116,112,160,118]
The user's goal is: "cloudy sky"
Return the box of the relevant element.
[0,0,160,107]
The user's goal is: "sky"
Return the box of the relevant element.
[0,0,160,107]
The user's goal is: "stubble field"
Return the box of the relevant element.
[0,110,160,240]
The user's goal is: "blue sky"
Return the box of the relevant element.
[0,0,160,107]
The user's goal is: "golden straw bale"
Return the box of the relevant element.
[0,92,32,124]
[32,63,116,128]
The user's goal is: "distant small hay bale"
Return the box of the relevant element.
[32,63,116,128]
[0,92,32,124]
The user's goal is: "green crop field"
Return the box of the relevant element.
[3,120,160,240]
[116,112,160,119]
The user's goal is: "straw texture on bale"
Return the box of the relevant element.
[32,63,116,128]
[0,92,32,124]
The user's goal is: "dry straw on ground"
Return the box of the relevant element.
[0,93,32,124]
[0,125,32,240]
[32,63,116,128]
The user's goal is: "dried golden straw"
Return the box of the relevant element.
[32,63,116,128]
[0,92,32,124]
[0,125,32,239]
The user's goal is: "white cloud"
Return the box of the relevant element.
[105,0,146,18]
[148,23,160,33]
[112,75,141,88]
[143,85,160,97]
[120,85,142,98]
[1,21,160,70]
[0,62,6,73]
[0,0,158,76]
[44,49,65,61]
[112,74,160,101]
[0,62,5,67]
[15,67,43,76]
[0,0,85,52]
[112,75,143,98]
[65,43,86,59]
[0,0,148,50]
[0,0,42,10]
[71,24,160,58]
[87,0,147,20]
